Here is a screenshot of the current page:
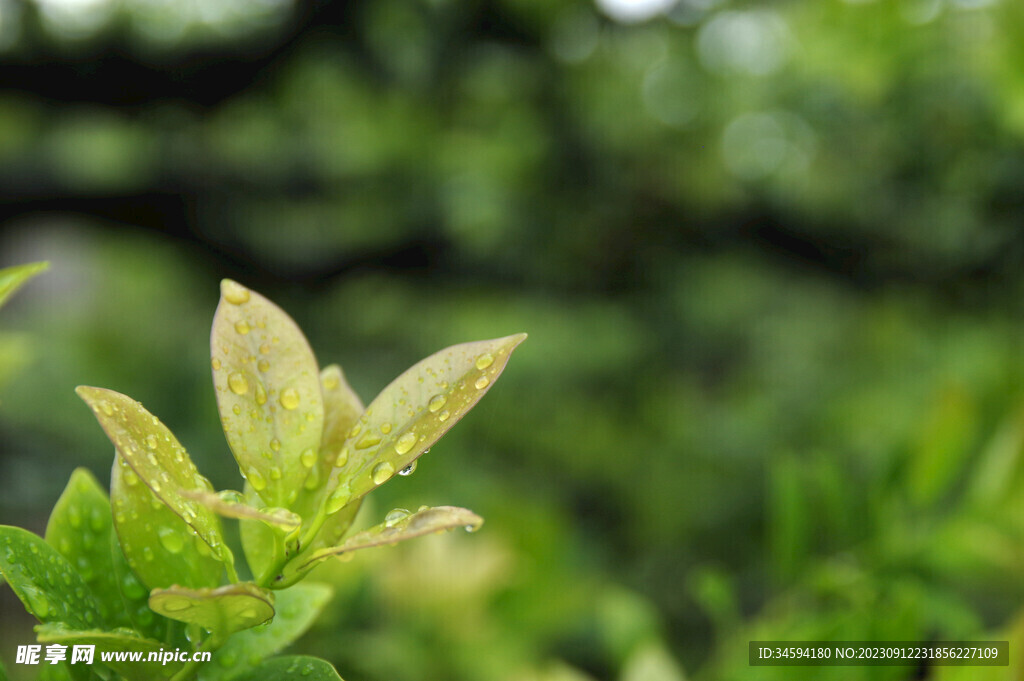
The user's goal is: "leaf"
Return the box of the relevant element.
[111,453,224,590]
[300,367,365,554]
[239,483,279,586]
[77,386,234,568]
[227,656,344,681]
[44,468,127,628]
[318,334,527,516]
[200,582,333,681]
[149,583,275,638]
[296,506,482,573]
[35,623,182,681]
[211,280,324,508]
[109,526,165,639]
[0,261,47,309]
[181,489,301,532]
[0,525,103,628]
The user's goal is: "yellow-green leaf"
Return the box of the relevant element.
[201,583,333,681]
[149,583,275,638]
[0,525,103,628]
[35,624,181,680]
[318,334,526,517]
[181,489,301,532]
[45,468,127,628]
[111,454,224,590]
[295,506,482,574]
[109,528,165,639]
[77,386,233,567]
[0,261,47,309]
[211,280,324,509]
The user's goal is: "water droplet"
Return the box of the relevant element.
[122,576,145,600]
[229,373,249,395]
[280,388,300,410]
[438,410,450,422]
[235,320,251,335]
[22,587,50,618]
[238,607,259,619]
[222,280,250,305]
[157,527,184,554]
[145,434,158,450]
[348,423,362,438]
[372,462,395,485]
[246,467,267,491]
[474,376,490,390]
[100,401,114,416]
[142,546,155,561]
[385,508,411,528]
[270,438,281,452]
[211,358,222,370]
[475,353,494,370]
[355,432,381,449]
[68,505,83,529]
[255,382,267,405]
[89,507,105,532]
[269,467,282,480]
[258,359,270,372]
[160,597,192,612]
[399,461,417,476]
[335,446,350,467]
[465,524,479,533]
[325,485,351,514]
[300,448,317,469]
[395,432,417,455]
[428,394,447,412]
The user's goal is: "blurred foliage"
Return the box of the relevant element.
[2,0,1024,679]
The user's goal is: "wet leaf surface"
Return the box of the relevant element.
[149,582,275,638]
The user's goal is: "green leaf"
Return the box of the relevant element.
[149,583,275,638]
[111,453,224,590]
[295,506,482,574]
[0,656,7,681]
[181,489,301,532]
[211,280,324,508]
[318,334,526,517]
[200,582,333,681]
[45,468,127,628]
[238,483,278,586]
[0,525,103,628]
[227,656,344,681]
[35,624,182,680]
[0,261,47,309]
[300,367,365,554]
[77,386,234,568]
[109,527,165,639]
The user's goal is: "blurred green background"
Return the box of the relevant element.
[1,0,1024,679]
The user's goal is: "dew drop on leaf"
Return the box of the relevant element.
[325,485,351,514]
[394,432,417,455]
[229,373,249,395]
[475,353,495,370]
[246,467,268,491]
[157,527,185,554]
[372,462,395,485]
[235,320,251,335]
[438,410,450,422]
[474,376,490,390]
[427,394,447,412]
[300,448,316,469]
[222,281,250,305]
[398,461,417,476]
[280,388,300,410]
[355,432,381,449]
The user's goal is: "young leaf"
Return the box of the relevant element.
[296,506,482,574]
[111,454,224,590]
[149,583,275,638]
[77,386,234,568]
[45,468,128,628]
[109,528,165,639]
[35,624,182,680]
[238,482,281,585]
[0,261,47,309]
[0,525,103,628]
[200,582,333,681]
[181,489,301,532]
[318,334,526,516]
[227,656,344,681]
[298,366,365,553]
[211,280,324,508]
